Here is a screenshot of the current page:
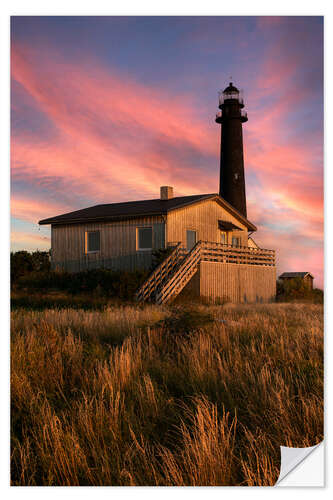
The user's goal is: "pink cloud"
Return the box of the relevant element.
[243,62,323,243]
[11,43,219,209]
[11,195,73,224]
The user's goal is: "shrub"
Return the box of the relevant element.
[11,250,51,283]
[14,269,148,300]
[151,247,173,271]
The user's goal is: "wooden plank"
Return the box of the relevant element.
[51,216,165,272]
[153,222,165,249]
[199,261,276,303]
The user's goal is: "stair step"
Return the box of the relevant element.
[155,243,201,304]
[156,265,198,305]
[136,241,202,304]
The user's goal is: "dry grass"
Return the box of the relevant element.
[11,302,323,486]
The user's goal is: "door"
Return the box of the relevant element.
[186,230,197,252]
[220,231,227,245]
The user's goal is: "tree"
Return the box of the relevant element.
[11,250,51,284]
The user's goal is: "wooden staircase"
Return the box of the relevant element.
[135,242,201,304]
[156,241,201,304]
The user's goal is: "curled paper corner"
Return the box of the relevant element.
[275,441,324,486]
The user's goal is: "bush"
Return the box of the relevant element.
[151,247,173,271]
[11,250,51,283]
[11,292,113,310]
[15,268,149,300]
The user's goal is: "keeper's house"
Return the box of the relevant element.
[39,83,276,304]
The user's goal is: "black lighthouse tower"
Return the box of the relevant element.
[215,82,248,218]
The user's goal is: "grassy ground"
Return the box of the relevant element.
[11,302,323,486]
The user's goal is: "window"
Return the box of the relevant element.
[186,230,197,251]
[232,236,241,247]
[137,227,153,250]
[220,231,227,244]
[86,230,100,252]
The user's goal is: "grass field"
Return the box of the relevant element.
[11,302,323,486]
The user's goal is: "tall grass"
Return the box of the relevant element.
[11,303,323,486]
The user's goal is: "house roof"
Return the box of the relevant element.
[39,193,257,231]
[279,272,314,279]
[218,220,242,231]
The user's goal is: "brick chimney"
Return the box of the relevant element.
[160,186,174,200]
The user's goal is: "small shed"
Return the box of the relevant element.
[279,272,314,290]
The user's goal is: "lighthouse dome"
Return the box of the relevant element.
[223,82,239,93]
[218,82,244,108]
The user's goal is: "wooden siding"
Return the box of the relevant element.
[248,237,259,248]
[51,217,165,272]
[304,275,313,290]
[166,199,248,247]
[197,261,276,303]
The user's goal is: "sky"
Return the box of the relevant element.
[10,16,324,287]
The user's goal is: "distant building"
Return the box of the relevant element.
[39,83,276,304]
[279,272,314,290]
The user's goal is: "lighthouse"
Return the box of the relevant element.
[216,82,248,218]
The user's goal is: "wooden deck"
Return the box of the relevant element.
[136,241,275,304]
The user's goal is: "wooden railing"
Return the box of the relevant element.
[156,241,202,304]
[135,242,186,303]
[201,241,275,266]
[136,240,275,304]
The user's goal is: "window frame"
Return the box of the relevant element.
[85,230,101,254]
[136,226,153,251]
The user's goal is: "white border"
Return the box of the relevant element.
[2,1,331,497]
